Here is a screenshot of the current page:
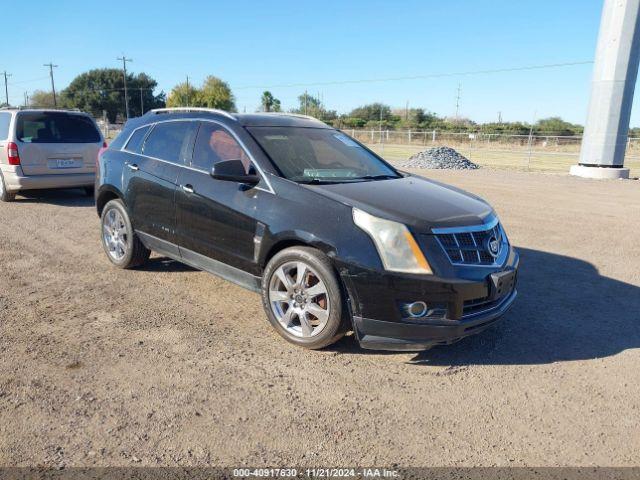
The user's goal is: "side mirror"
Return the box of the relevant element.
[211,159,260,185]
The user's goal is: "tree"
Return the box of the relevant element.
[291,92,336,121]
[534,117,582,136]
[198,76,236,111]
[348,103,392,122]
[61,68,165,122]
[29,90,56,108]
[167,82,200,108]
[261,91,281,112]
[167,76,236,111]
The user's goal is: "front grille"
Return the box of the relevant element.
[434,222,506,266]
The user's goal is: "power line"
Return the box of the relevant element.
[7,75,50,86]
[117,55,133,119]
[233,60,594,90]
[43,62,58,106]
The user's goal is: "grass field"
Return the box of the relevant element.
[366,143,640,177]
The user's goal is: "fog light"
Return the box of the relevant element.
[406,301,428,318]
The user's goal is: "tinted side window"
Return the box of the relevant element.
[0,113,11,140]
[16,112,101,143]
[192,122,251,172]
[142,121,194,164]
[124,125,151,154]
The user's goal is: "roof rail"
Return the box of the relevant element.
[264,112,322,121]
[1,106,82,111]
[149,107,237,121]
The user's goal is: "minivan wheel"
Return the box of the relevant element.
[0,172,16,202]
[100,199,150,269]
[261,247,347,349]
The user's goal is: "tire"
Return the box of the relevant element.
[100,199,150,269]
[0,171,16,202]
[261,246,347,349]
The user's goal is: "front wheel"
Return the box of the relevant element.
[100,199,150,269]
[261,246,347,349]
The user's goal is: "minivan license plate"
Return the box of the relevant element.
[56,159,79,168]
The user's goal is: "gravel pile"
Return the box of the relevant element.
[399,146,480,170]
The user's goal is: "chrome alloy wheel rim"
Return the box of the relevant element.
[268,261,331,338]
[102,208,128,261]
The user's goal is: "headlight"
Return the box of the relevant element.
[352,208,432,274]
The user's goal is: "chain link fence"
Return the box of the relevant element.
[343,129,640,176]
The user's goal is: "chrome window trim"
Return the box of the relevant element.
[118,117,275,194]
[431,214,499,234]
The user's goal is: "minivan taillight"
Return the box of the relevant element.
[7,142,20,165]
[97,141,108,168]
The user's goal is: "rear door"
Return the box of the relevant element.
[124,120,198,247]
[15,111,102,175]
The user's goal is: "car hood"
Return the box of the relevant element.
[305,174,494,233]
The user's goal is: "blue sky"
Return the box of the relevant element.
[3,0,633,125]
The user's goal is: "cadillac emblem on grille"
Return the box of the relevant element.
[486,235,500,258]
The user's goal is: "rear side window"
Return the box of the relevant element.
[0,113,11,140]
[143,121,196,165]
[192,122,251,172]
[124,126,151,154]
[16,112,101,143]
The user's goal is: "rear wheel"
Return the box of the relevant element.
[100,199,150,269]
[261,246,347,349]
[0,172,16,202]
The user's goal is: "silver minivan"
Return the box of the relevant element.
[0,108,104,202]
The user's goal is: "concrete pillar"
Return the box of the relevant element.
[571,0,640,179]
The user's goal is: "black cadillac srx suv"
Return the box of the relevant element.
[96,108,518,351]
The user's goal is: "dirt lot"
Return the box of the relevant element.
[1,169,639,468]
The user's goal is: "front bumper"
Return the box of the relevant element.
[339,248,519,351]
[354,289,517,351]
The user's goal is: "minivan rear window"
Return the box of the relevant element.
[16,112,101,143]
[0,112,11,140]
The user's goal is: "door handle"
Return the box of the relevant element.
[127,163,139,171]
[181,184,194,194]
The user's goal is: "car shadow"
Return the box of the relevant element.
[14,188,94,207]
[137,256,198,273]
[331,247,640,365]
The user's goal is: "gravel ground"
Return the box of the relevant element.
[1,170,639,468]
[399,146,480,169]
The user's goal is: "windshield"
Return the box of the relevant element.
[16,112,101,144]
[247,126,400,183]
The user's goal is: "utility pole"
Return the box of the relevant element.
[405,100,409,121]
[498,111,502,124]
[24,91,29,107]
[185,76,190,107]
[117,55,132,120]
[43,62,58,106]
[139,88,144,114]
[455,83,462,120]
[2,71,11,106]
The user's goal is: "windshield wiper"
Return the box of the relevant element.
[355,174,400,181]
